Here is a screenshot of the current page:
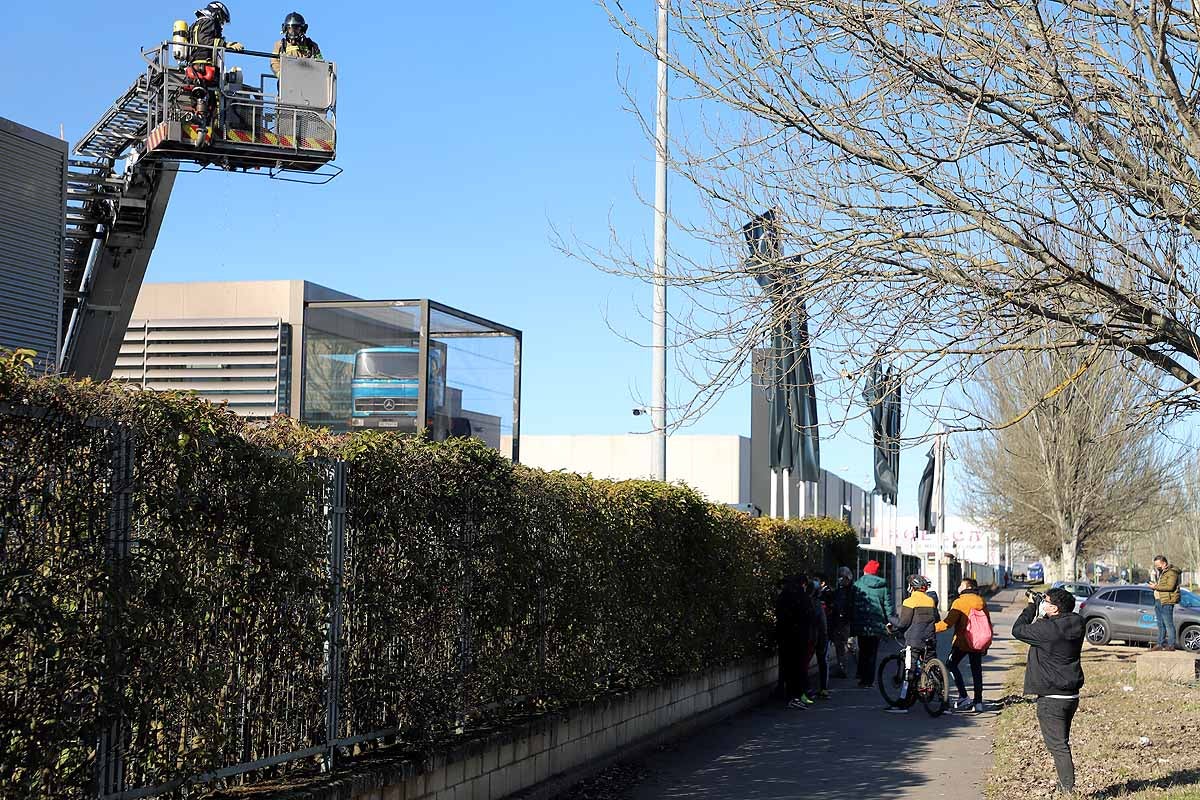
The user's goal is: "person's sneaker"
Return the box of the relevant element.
[974,702,988,713]
[787,698,808,709]
[1150,645,1163,652]
[817,690,831,700]
[799,694,815,705]
[952,697,974,712]
[1164,646,1177,652]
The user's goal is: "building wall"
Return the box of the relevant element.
[886,513,999,564]
[0,117,66,371]
[130,280,356,418]
[113,318,288,418]
[518,435,751,506]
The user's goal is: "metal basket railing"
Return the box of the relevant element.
[138,41,337,155]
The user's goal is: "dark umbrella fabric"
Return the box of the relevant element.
[749,216,820,484]
[765,302,820,481]
[863,363,899,504]
[918,447,935,534]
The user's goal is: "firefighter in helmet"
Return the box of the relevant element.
[184,2,243,144]
[187,2,243,79]
[272,12,323,75]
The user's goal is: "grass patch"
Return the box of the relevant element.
[987,646,1200,798]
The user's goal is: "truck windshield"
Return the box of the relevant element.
[354,351,419,381]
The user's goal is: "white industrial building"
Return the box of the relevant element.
[519,435,752,507]
[519,433,873,542]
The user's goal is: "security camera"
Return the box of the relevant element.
[632,408,647,416]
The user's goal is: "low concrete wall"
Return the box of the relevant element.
[279,657,777,800]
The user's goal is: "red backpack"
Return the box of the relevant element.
[964,607,993,652]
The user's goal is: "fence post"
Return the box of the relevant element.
[96,426,134,799]
[323,460,347,772]
[456,519,476,732]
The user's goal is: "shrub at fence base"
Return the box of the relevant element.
[0,352,856,799]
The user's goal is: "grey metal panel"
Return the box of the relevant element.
[112,317,283,418]
[0,117,66,371]
[279,58,336,109]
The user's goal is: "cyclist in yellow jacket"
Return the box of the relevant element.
[889,574,941,652]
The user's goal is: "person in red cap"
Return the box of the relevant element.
[851,559,893,687]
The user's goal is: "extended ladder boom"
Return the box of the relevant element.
[59,41,338,379]
[60,159,175,379]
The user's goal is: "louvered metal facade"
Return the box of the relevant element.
[0,118,67,371]
[113,318,289,418]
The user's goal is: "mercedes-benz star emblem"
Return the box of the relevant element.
[383,399,395,411]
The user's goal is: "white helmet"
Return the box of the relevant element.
[198,2,231,24]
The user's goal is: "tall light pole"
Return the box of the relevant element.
[651,0,669,481]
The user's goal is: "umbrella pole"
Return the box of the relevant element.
[770,469,779,518]
[783,469,792,520]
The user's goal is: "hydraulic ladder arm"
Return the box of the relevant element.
[58,42,338,379]
[59,159,176,379]
[59,69,177,380]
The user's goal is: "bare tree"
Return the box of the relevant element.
[587,0,1200,430]
[961,337,1173,581]
[1140,459,1200,581]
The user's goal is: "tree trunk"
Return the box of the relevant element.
[1061,538,1079,582]
[1043,553,1063,584]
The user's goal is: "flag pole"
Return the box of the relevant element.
[650,0,669,481]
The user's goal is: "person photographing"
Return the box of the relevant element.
[1012,587,1085,797]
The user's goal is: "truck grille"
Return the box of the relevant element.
[354,397,417,413]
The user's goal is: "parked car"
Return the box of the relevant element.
[1052,581,1097,599]
[1081,587,1200,651]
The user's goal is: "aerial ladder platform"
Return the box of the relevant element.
[60,40,338,380]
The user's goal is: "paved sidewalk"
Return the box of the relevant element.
[626,588,1026,800]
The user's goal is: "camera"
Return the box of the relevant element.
[1026,589,1045,607]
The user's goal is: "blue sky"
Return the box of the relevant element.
[2,2,943,515]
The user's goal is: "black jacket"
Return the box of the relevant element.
[812,591,828,644]
[775,584,814,643]
[831,584,855,628]
[188,16,226,64]
[1012,604,1085,696]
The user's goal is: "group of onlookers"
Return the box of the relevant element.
[774,570,849,707]
[776,560,996,713]
[774,557,1161,797]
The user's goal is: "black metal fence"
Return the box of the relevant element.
[2,391,853,800]
[1,403,335,799]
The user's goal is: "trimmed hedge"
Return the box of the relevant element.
[0,352,856,798]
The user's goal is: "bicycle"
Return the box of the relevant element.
[877,630,950,716]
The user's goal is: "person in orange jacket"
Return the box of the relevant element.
[936,577,992,712]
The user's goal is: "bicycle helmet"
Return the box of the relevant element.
[282,11,308,42]
[907,574,931,592]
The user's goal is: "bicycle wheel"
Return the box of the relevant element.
[878,654,917,708]
[920,659,950,717]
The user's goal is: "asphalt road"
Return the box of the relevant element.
[625,588,1027,800]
